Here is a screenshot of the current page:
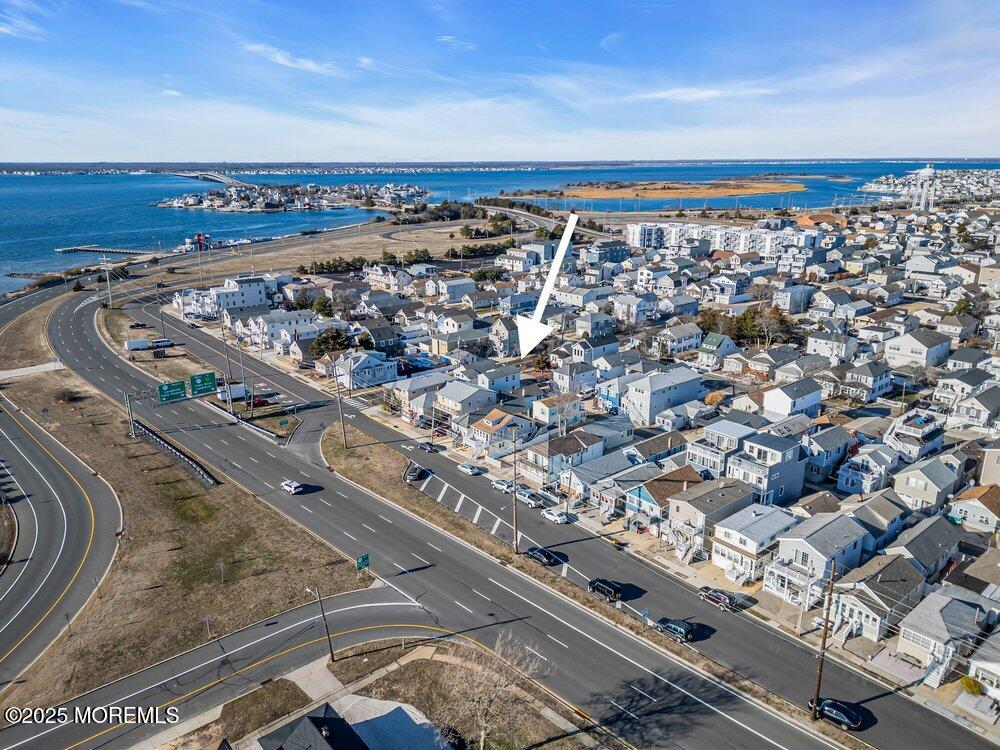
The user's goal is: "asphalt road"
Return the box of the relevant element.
[0,586,432,750]
[103,281,997,750]
[22,280,844,749]
[0,285,121,698]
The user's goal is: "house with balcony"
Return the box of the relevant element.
[431,380,498,422]
[831,554,924,643]
[884,329,951,369]
[686,420,757,478]
[950,385,1000,431]
[696,333,741,371]
[620,367,702,426]
[519,430,605,487]
[839,361,893,403]
[551,362,599,396]
[845,489,910,552]
[711,504,799,585]
[892,456,960,512]
[321,348,398,389]
[652,323,703,358]
[806,331,858,365]
[618,464,703,524]
[773,284,815,314]
[763,513,871,606]
[936,313,979,341]
[837,444,901,494]
[725,433,807,506]
[663,478,756,563]
[802,425,854,483]
[884,410,946,463]
[948,484,1000,532]
[947,348,990,372]
[465,409,537,460]
[933,368,995,406]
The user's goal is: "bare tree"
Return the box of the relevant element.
[756,310,783,348]
[438,632,547,749]
[750,283,773,304]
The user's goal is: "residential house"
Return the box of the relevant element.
[652,323,703,357]
[802,425,853,483]
[951,385,1000,431]
[687,420,757,478]
[572,335,620,364]
[884,329,951,369]
[711,504,799,584]
[846,489,911,552]
[831,554,925,642]
[949,484,1000,532]
[837,444,901,494]
[551,362,600,396]
[664,478,757,563]
[761,378,823,421]
[884,410,946,463]
[806,331,858,365]
[519,430,605,486]
[725,432,807,505]
[532,394,584,429]
[893,456,960,512]
[886,515,963,580]
[763,513,871,606]
[490,317,519,357]
[622,465,704,524]
[936,314,979,341]
[620,367,702,426]
[696,332,741,371]
[431,381,498,421]
[317,349,398,389]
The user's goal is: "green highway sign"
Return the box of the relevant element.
[189,371,218,397]
[157,380,187,403]
[356,553,370,571]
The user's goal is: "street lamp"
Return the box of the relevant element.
[306,585,337,664]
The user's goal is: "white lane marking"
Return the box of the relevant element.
[490,518,502,535]
[472,506,482,524]
[631,684,658,702]
[2,601,419,750]
[472,589,490,601]
[361,523,377,534]
[262,481,275,489]
[418,475,431,492]
[427,542,442,552]
[300,504,313,514]
[610,700,639,720]
[237,435,246,442]
[344,531,357,541]
[436,485,447,503]
[525,645,548,662]
[320,499,332,507]
[393,562,407,572]
[266,451,276,458]
[336,491,347,498]
[454,495,464,512]
[487,576,813,750]
[249,456,259,464]
[219,439,230,446]
[378,514,393,524]
[412,553,430,565]
[402,445,413,452]
[170,409,179,415]
[231,461,243,470]
[453,600,474,615]
[547,634,569,648]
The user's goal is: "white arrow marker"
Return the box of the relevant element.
[515,212,578,357]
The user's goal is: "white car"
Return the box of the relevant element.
[541,508,569,524]
[491,479,515,493]
[516,488,544,508]
[281,479,304,494]
[457,463,484,476]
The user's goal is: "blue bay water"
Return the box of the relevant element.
[1,159,997,293]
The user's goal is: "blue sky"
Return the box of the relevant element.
[1,0,998,161]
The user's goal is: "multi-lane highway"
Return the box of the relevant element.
[102,274,994,750]
[0,282,121,699]
[0,260,851,749]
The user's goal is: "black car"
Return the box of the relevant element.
[656,618,693,643]
[418,442,442,453]
[403,465,424,482]
[524,546,560,566]
[808,699,863,731]
[587,577,622,602]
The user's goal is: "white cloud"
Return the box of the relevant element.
[629,85,776,102]
[599,31,623,53]
[243,42,345,76]
[435,34,475,50]
[161,88,182,96]
[0,0,48,40]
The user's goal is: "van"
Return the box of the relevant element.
[150,338,174,349]
[587,578,621,602]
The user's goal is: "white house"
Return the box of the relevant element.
[620,367,701,426]
[884,329,951,369]
[761,378,822,421]
[711,504,799,584]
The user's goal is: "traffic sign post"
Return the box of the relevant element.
[157,381,187,404]
[356,553,370,571]
[189,372,218,397]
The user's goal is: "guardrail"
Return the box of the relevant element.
[131,419,219,488]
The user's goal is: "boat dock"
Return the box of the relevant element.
[54,245,153,256]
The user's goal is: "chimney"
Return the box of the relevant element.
[682,480,688,491]
[321,726,330,738]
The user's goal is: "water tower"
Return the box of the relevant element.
[912,164,936,211]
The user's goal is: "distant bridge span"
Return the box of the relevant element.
[172,171,255,188]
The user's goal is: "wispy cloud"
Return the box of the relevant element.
[435,34,475,50]
[0,0,51,40]
[629,85,776,102]
[243,42,345,76]
[161,88,182,96]
[599,31,624,53]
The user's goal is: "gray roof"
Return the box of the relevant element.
[849,489,909,535]
[744,432,798,453]
[715,504,798,545]
[897,457,958,492]
[809,425,853,452]
[967,384,1000,412]
[836,553,924,615]
[944,368,994,388]
[906,328,951,348]
[888,515,963,571]
[899,585,988,646]
[777,377,821,399]
[568,449,638,487]
[670,478,755,517]
[949,348,989,364]
[781,512,869,557]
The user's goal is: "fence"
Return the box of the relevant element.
[131,419,219,488]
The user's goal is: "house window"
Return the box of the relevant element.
[794,549,811,569]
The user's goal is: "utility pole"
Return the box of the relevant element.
[218,325,236,413]
[156,267,167,339]
[307,586,337,665]
[99,255,114,307]
[125,393,135,437]
[333,361,348,448]
[810,572,837,721]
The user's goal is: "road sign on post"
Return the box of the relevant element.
[157,380,187,403]
[189,372,218,397]
[356,553,370,571]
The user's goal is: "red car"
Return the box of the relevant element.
[249,396,269,408]
[699,587,736,611]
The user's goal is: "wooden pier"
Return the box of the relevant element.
[54,245,153,256]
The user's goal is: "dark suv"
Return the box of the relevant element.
[656,618,693,643]
[587,578,622,602]
[699,586,736,611]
